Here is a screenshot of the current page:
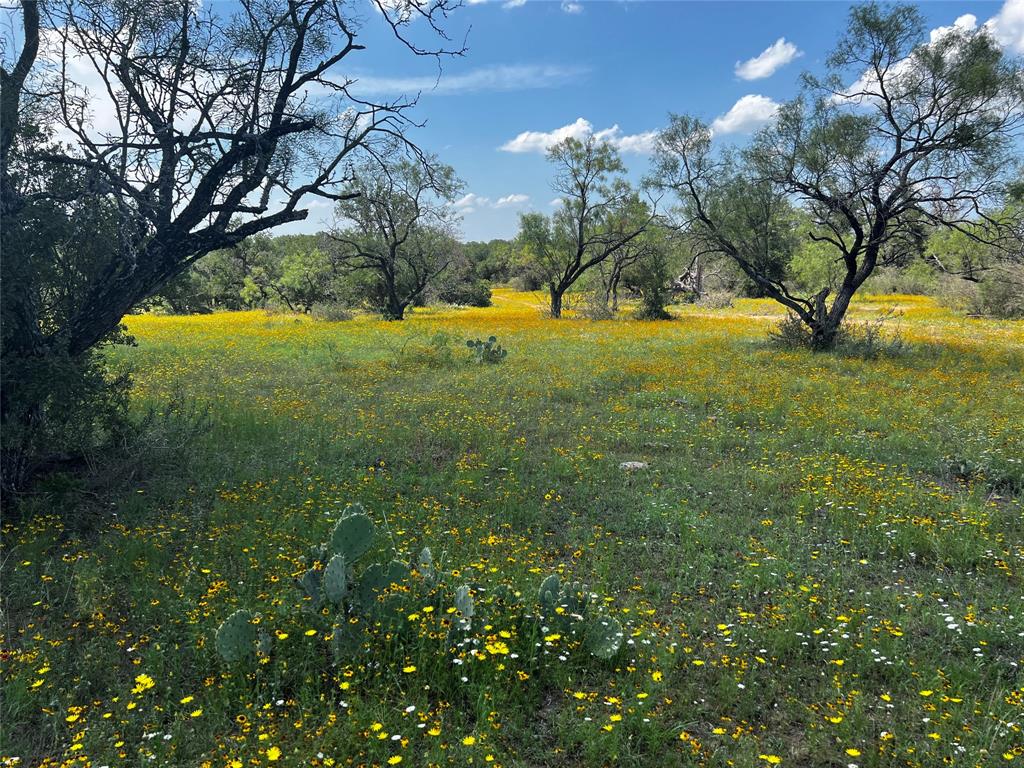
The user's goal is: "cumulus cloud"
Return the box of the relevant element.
[495,193,530,208]
[930,13,978,44]
[735,38,802,80]
[985,0,1024,53]
[839,2,1023,103]
[351,64,586,96]
[455,192,530,214]
[500,117,658,154]
[503,0,527,8]
[710,95,781,135]
[454,193,489,211]
[561,1,583,14]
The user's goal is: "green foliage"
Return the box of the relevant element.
[462,239,515,282]
[466,336,508,364]
[436,277,492,307]
[975,269,1024,319]
[215,610,257,662]
[309,302,354,322]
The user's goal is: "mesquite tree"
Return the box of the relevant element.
[0,0,463,491]
[651,3,1024,348]
[517,136,656,318]
[328,157,462,320]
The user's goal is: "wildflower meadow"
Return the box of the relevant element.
[2,291,1022,767]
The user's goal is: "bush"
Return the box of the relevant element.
[862,263,938,295]
[938,267,1024,319]
[695,290,735,309]
[634,299,672,320]
[1,337,133,498]
[436,279,492,307]
[310,302,354,322]
[510,274,542,292]
[768,310,905,358]
[976,268,1024,318]
[767,313,816,349]
[578,289,615,321]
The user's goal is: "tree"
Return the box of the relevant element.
[517,137,655,318]
[651,3,1024,348]
[597,195,658,312]
[0,0,462,491]
[621,225,682,320]
[328,157,463,319]
[649,121,801,302]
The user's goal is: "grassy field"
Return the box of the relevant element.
[3,289,1023,767]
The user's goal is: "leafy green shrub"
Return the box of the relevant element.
[466,336,508,364]
[437,279,492,307]
[975,268,1024,319]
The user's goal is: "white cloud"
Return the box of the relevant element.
[735,38,802,80]
[351,64,586,96]
[549,198,564,207]
[495,193,530,208]
[561,1,583,14]
[930,13,978,44]
[839,2,1023,104]
[454,193,489,211]
[985,0,1024,53]
[710,95,781,135]
[503,0,527,8]
[500,117,658,154]
[456,192,530,214]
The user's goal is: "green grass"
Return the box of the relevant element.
[2,290,1022,767]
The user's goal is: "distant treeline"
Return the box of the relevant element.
[152,235,517,316]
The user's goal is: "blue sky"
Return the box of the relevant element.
[10,0,1016,240]
[312,0,1020,241]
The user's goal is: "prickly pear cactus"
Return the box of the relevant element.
[538,574,561,611]
[307,542,327,566]
[354,562,388,609]
[331,620,360,661]
[297,567,322,609]
[323,554,348,603]
[215,609,257,662]
[384,559,410,586]
[453,584,474,631]
[330,509,375,562]
[585,615,623,659]
[257,630,273,656]
[560,581,591,618]
[417,547,435,583]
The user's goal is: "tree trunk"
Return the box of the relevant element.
[549,286,563,318]
[808,284,854,349]
[384,294,406,320]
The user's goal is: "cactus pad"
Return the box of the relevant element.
[323,554,348,603]
[585,616,623,659]
[215,609,257,662]
[330,510,375,562]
